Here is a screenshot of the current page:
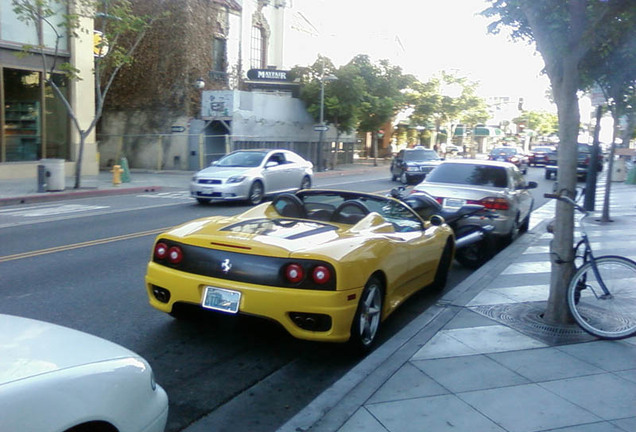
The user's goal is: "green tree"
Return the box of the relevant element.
[350,55,415,164]
[407,72,489,151]
[513,110,559,138]
[12,0,161,188]
[482,0,636,324]
[292,56,364,136]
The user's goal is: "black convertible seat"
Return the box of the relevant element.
[272,193,307,218]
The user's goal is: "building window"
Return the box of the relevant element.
[1,67,69,162]
[212,37,226,72]
[250,25,266,69]
[0,0,68,51]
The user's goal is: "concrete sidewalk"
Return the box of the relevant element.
[277,180,636,432]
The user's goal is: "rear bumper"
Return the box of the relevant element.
[146,262,362,343]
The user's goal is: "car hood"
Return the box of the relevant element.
[160,206,394,256]
[415,182,506,200]
[195,166,254,179]
[0,314,138,386]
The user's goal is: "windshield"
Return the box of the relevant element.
[426,163,509,188]
[216,151,267,167]
[403,149,440,162]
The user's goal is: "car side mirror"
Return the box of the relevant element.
[429,215,445,226]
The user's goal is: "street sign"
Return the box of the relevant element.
[313,125,329,132]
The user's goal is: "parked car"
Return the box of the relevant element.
[390,147,442,184]
[412,159,537,243]
[487,146,529,173]
[0,314,168,432]
[190,149,314,205]
[544,143,604,180]
[527,145,555,166]
[146,189,455,351]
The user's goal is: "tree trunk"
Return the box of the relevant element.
[521,1,591,325]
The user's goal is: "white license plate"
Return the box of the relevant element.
[443,198,466,208]
[200,188,215,196]
[202,286,241,313]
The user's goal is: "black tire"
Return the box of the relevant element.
[431,240,453,290]
[544,170,552,180]
[454,226,495,269]
[248,181,264,205]
[502,215,521,246]
[400,172,409,185]
[349,276,384,352]
[519,204,532,233]
[300,175,311,190]
[196,198,211,204]
[567,256,636,339]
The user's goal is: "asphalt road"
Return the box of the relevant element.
[0,166,554,431]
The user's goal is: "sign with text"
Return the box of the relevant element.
[247,69,292,82]
[201,90,233,120]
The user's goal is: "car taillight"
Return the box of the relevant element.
[470,197,510,210]
[154,242,168,260]
[285,263,305,283]
[167,246,183,264]
[312,266,331,284]
[434,197,444,204]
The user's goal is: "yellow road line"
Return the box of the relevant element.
[0,227,167,263]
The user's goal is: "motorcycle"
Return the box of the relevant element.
[390,187,497,269]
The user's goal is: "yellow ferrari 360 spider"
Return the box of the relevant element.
[145,189,455,351]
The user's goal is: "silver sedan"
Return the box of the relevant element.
[412,159,537,242]
[190,149,314,205]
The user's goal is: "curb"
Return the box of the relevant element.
[0,186,164,207]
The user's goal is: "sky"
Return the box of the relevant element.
[283,0,556,113]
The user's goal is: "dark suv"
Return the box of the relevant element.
[390,147,442,184]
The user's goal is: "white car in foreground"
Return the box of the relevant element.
[0,314,168,432]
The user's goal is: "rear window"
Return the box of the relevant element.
[426,163,509,188]
[490,147,517,155]
[403,149,440,161]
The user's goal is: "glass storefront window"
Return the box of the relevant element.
[3,69,42,161]
[1,68,70,162]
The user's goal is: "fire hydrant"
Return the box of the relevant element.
[112,164,124,186]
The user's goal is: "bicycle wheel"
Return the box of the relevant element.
[567,255,636,339]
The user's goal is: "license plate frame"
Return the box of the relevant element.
[202,286,241,314]
[443,198,466,208]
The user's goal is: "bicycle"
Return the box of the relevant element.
[544,191,636,339]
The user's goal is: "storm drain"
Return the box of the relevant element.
[469,301,596,346]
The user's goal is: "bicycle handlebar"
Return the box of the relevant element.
[543,193,587,214]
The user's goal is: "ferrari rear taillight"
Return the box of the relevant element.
[312,266,331,284]
[154,242,169,260]
[471,197,510,211]
[167,246,183,264]
[285,263,305,283]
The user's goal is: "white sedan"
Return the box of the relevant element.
[0,314,168,432]
[190,149,314,205]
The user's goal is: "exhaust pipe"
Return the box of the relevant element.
[455,230,485,249]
